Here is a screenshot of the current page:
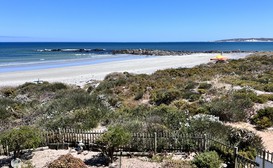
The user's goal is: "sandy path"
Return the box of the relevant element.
[0,53,250,87]
[30,149,161,168]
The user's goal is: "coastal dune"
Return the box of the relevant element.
[0,53,250,87]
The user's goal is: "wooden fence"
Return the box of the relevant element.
[256,150,273,167]
[42,129,104,148]
[0,129,265,167]
[208,137,259,168]
[41,129,207,153]
[0,143,8,156]
[257,150,273,163]
[128,132,206,153]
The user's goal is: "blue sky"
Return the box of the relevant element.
[0,0,273,42]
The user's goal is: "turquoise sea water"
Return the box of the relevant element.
[0,42,273,73]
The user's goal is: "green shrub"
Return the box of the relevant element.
[42,82,68,92]
[259,94,273,101]
[188,114,228,139]
[208,145,233,167]
[163,160,192,168]
[108,95,121,107]
[0,87,16,97]
[0,126,41,158]
[251,107,273,129]
[43,105,106,130]
[192,151,222,168]
[0,98,23,121]
[264,83,273,92]
[182,91,201,102]
[209,90,253,122]
[148,105,186,131]
[255,117,272,129]
[39,90,109,129]
[228,128,263,153]
[238,147,258,160]
[44,89,93,114]
[18,82,68,95]
[185,81,198,90]
[151,89,181,105]
[96,72,127,93]
[255,94,270,103]
[97,126,131,163]
[197,89,206,94]
[134,91,144,100]
[235,90,267,104]
[198,83,212,90]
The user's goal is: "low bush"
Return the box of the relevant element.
[251,107,273,129]
[259,94,273,101]
[97,125,131,163]
[134,90,144,100]
[96,72,127,93]
[18,82,68,95]
[148,105,186,131]
[264,83,273,92]
[39,90,109,129]
[209,90,253,122]
[0,87,16,97]
[208,145,233,167]
[162,160,192,168]
[0,126,41,158]
[198,83,212,90]
[192,151,222,168]
[228,128,263,156]
[151,89,181,105]
[185,81,199,90]
[182,91,201,102]
[188,114,228,139]
[0,98,24,122]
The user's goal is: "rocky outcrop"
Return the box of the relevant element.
[112,49,250,56]
[216,38,273,42]
[113,49,191,56]
[37,48,251,55]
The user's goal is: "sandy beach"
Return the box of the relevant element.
[0,53,250,87]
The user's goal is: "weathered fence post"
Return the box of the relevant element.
[5,141,9,156]
[119,150,122,168]
[234,147,238,168]
[262,150,266,168]
[203,134,207,151]
[154,132,157,154]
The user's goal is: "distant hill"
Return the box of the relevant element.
[216,38,273,42]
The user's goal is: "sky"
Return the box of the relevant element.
[0,0,273,42]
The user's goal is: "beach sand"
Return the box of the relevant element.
[0,53,250,87]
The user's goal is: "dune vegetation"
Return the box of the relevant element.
[1,52,273,163]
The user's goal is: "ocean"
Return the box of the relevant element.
[1,42,273,73]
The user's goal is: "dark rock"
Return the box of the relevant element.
[92,48,106,52]
[112,49,251,56]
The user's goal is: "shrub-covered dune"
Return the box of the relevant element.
[1,52,273,159]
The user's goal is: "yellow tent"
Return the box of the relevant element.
[210,55,228,61]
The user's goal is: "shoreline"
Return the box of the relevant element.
[0,53,251,88]
[0,54,151,73]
